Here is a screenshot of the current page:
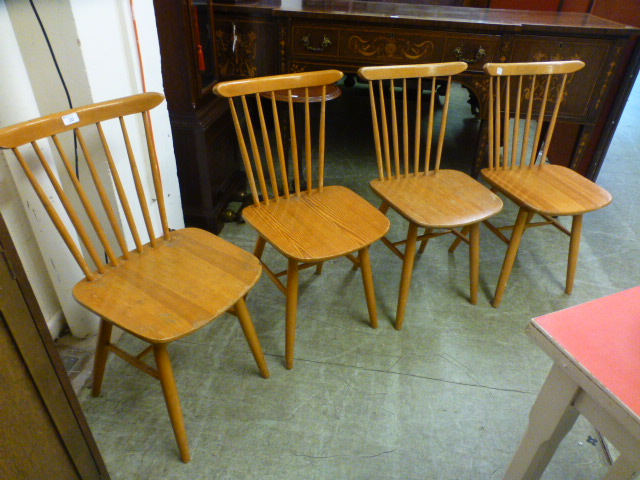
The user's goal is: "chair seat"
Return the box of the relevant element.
[73,228,261,343]
[242,185,390,262]
[370,170,503,228]
[482,164,612,216]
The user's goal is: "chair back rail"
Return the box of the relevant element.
[484,60,585,170]
[213,70,343,205]
[358,62,467,180]
[0,92,169,281]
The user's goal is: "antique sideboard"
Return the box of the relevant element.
[153,1,639,232]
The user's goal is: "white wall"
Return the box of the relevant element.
[0,0,183,338]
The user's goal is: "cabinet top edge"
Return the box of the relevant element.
[213,1,640,36]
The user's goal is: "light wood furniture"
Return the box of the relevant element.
[357,62,503,329]
[0,92,270,463]
[503,285,640,479]
[480,61,612,307]
[213,70,390,369]
[0,213,108,479]
[262,83,342,191]
[212,2,639,180]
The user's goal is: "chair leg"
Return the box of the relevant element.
[285,258,299,370]
[418,227,434,254]
[253,235,267,260]
[234,297,270,379]
[358,246,378,329]
[566,214,583,295]
[153,343,191,463]
[448,225,469,253]
[492,208,529,308]
[468,223,480,305]
[91,319,112,397]
[395,222,419,330]
[502,363,580,480]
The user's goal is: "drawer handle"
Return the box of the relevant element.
[301,34,332,53]
[453,45,486,63]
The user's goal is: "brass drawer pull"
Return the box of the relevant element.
[453,45,486,63]
[301,34,332,52]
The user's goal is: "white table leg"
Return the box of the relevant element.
[503,364,581,480]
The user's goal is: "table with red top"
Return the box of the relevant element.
[503,286,640,479]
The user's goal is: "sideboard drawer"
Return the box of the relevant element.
[291,23,499,71]
[291,26,341,58]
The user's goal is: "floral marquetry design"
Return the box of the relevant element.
[348,35,435,61]
[215,28,258,78]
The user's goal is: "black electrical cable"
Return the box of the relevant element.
[28,0,79,176]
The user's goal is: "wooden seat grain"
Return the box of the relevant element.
[73,228,262,343]
[242,185,389,262]
[214,70,390,368]
[479,61,613,307]
[482,164,611,216]
[358,62,503,329]
[0,93,270,463]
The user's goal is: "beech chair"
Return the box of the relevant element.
[0,92,270,463]
[478,61,612,308]
[213,70,390,369]
[504,286,640,479]
[357,62,503,330]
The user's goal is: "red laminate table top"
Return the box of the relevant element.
[533,285,640,416]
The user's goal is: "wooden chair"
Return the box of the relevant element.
[479,61,613,308]
[0,92,270,463]
[213,70,390,369]
[503,286,640,479]
[357,62,503,330]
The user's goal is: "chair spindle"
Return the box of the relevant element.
[141,111,170,240]
[120,116,157,245]
[255,92,280,201]
[413,77,422,175]
[51,130,120,267]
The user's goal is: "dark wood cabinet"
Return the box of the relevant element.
[0,214,108,479]
[230,2,637,177]
[152,1,638,232]
[153,0,246,233]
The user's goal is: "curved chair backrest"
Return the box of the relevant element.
[483,60,585,170]
[0,93,169,281]
[358,62,468,180]
[213,70,344,206]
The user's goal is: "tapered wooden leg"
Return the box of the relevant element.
[503,364,580,480]
[448,225,469,253]
[234,298,270,379]
[358,246,378,329]
[468,223,480,305]
[153,343,190,463]
[418,227,434,254]
[253,236,267,260]
[285,258,299,369]
[566,214,583,295]
[603,455,636,480]
[315,262,324,275]
[395,222,419,330]
[492,208,529,308]
[92,319,112,397]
